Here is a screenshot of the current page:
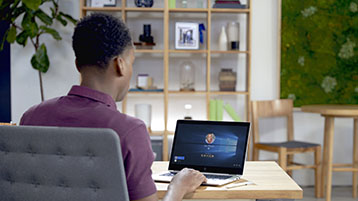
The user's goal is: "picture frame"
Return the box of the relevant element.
[91,0,104,7]
[175,22,199,50]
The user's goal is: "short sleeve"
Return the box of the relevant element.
[121,123,157,200]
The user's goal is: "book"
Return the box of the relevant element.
[224,103,241,121]
[216,99,224,121]
[209,99,217,121]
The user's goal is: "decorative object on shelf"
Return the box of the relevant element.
[104,0,116,7]
[135,104,152,132]
[184,104,192,119]
[91,0,105,7]
[218,26,228,51]
[180,0,188,8]
[219,68,236,91]
[199,23,206,45]
[134,0,154,7]
[139,24,154,43]
[213,0,247,9]
[134,24,155,49]
[169,0,176,8]
[227,22,240,50]
[136,74,157,90]
[180,61,195,91]
[175,22,199,50]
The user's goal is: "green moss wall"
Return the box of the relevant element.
[280,0,358,107]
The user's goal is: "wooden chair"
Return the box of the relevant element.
[251,99,322,198]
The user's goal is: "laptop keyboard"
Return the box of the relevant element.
[161,172,233,180]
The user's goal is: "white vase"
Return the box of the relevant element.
[218,26,228,51]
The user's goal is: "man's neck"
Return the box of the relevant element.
[80,72,117,101]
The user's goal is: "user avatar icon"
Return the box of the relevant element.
[205,133,216,144]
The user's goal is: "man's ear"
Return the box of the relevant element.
[114,56,125,77]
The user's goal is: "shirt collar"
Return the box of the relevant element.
[68,85,117,109]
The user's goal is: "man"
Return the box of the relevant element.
[20,13,206,201]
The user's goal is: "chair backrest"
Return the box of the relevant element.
[251,99,294,144]
[0,126,129,201]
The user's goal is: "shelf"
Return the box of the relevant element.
[169,8,209,13]
[82,7,250,13]
[125,7,164,12]
[169,49,208,54]
[210,91,249,95]
[82,7,122,11]
[168,91,207,95]
[211,50,249,54]
[81,1,252,161]
[210,8,250,13]
[135,49,164,53]
[128,91,164,95]
[149,131,164,136]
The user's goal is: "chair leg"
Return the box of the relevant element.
[253,146,259,161]
[287,154,293,177]
[353,118,358,198]
[315,146,322,198]
[278,147,287,171]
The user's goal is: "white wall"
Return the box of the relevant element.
[10,0,354,186]
[11,0,80,124]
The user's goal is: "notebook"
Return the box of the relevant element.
[152,120,251,186]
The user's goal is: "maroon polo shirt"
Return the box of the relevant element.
[20,85,157,200]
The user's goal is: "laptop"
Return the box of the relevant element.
[152,120,251,186]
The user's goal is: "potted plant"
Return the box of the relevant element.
[0,0,77,101]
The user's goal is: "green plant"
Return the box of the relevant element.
[0,0,77,101]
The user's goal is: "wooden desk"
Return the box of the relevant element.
[301,105,358,201]
[151,161,302,200]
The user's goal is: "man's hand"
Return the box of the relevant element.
[168,168,207,197]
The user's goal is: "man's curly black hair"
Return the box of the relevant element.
[72,13,132,69]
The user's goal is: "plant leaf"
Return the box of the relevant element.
[40,25,61,40]
[31,44,49,73]
[6,25,17,43]
[56,15,67,26]
[11,5,26,21]
[0,0,13,20]
[50,7,55,18]
[59,12,77,25]
[21,12,38,38]
[21,0,41,10]
[35,9,52,25]
[16,30,29,46]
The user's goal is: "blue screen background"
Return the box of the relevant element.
[171,123,249,168]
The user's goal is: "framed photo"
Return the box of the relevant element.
[175,22,199,50]
[91,0,104,7]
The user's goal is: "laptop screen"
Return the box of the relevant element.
[169,120,250,175]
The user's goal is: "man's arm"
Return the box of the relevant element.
[133,168,207,201]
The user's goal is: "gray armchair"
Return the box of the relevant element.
[0,126,129,201]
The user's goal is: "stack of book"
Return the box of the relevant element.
[209,99,241,121]
[213,0,247,9]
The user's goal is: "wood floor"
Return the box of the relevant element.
[302,186,358,201]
